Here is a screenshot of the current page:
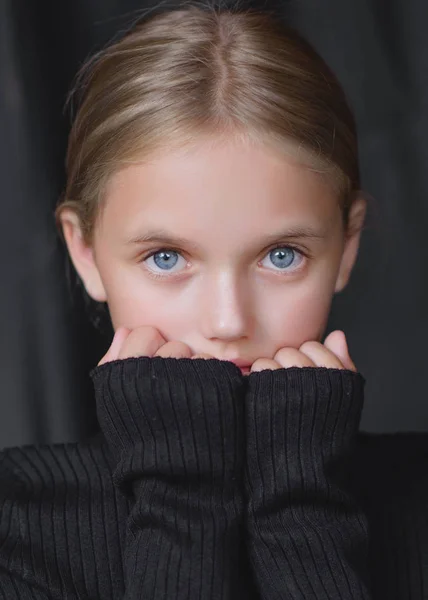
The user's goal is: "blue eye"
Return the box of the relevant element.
[144,249,187,275]
[153,250,179,270]
[142,245,305,280]
[261,247,303,271]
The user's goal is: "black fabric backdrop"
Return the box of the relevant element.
[1,0,428,448]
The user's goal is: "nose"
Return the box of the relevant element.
[199,270,251,342]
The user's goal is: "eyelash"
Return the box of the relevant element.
[139,244,310,281]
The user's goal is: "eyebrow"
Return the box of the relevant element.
[124,226,327,251]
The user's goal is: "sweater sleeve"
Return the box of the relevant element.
[244,366,372,600]
[89,356,251,600]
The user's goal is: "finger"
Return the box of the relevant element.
[118,326,166,360]
[299,340,344,369]
[250,358,281,373]
[154,341,192,359]
[98,327,131,366]
[273,347,315,369]
[324,330,356,372]
[191,353,214,360]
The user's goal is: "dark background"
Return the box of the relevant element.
[1,0,427,448]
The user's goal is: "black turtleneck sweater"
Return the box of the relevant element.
[0,356,416,599]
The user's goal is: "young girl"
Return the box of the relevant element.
[0,3,373,598]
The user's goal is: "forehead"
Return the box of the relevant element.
[96,137,340,245]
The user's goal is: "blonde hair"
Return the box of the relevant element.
[56,2,360,245]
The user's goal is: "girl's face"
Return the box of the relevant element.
[63,136,365,362]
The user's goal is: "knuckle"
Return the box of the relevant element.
[299,340,320,353]
[274,347,293,361]
[172,341,191,354]
[136,326,164,344]
[163,341,192,357]
[251,358,279,372]
[274,347,305,367]
[251,358,265,368]
[121,326,165,358]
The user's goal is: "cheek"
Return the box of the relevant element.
[260,277,336,349]
[103,267,192,338]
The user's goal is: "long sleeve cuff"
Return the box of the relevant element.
[90,356,249,600]
[244,366,371,600]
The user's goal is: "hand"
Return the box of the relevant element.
[98,326,197,366]
[250,330,356,373]
[98,327,355,373]
[98,325,219,366]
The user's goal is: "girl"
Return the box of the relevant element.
[0,3,372,598]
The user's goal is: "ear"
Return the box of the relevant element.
[59,209,107,302]
[334,195,367,293]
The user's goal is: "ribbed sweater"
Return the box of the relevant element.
[0,356,390,599]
